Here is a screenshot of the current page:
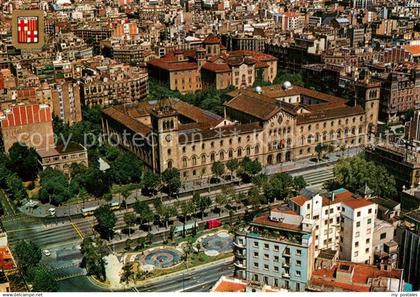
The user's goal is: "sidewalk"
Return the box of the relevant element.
[18,147,362,218]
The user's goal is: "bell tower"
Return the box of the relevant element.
[150,99,179,173]
[355,77,381,134]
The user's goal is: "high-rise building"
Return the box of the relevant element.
[52,79,82,126]
[289,188,377,264]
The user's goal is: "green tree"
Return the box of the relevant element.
[162,168,181,196]
[240,157,262,181]
[38,168,72,205]
[79,167,111,198]
[252,174,269,188]
[334,156,396,198]
[0,162,12,188]
[226,159,239,177]
[215,194,227,215]
[133,201,154,230]
[263,173,294,202]
[94,205,117,240]
[176,201,194,237]
[315,143,325,161]
[8,143,39,181]
[193,193,212,219]
[124,212,137,237]
[109,152,143,184]
[14,240,42,276]
[211,161,225,181]
[248,186,264,209]
[30,267,58,292]
[6,173,27,202]
[142,171,161,195]
[293,176,307,192]
[157,204,176,228]
[80,236,109,281]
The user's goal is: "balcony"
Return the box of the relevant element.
[234,261,246,269]
[283,250,291,257]
[282,273,290,279]
[234,251,246,259]
[282,262,290,268]
[233,241,245,249]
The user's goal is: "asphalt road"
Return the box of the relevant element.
[130,259,234,292]
[57,257,234,292]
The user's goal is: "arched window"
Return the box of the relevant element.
[246,147,251,156]
[255,145,259,154]
[307,135,313,144]
[192,156,197,166]
[228,149,233,158]
[220,151,224,161]
[210,152,215,162]
[201,154,206,164]
[237,148,242,157]
[182,157,187,168]
[168,160,173,169]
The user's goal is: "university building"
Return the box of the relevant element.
[102,83,379,182]
[147,34,277,93]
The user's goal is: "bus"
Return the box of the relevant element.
[81,206,99,217]
[110,201,120,210]
[81,202,120,217]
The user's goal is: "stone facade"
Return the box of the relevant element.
[102,84,377,182]
[37,143,88,175]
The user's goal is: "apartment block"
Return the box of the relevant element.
[233,206,315,291]
[289,188,377,264]
[52,79,82,126]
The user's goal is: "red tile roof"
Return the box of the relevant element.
[201,62,231,72]
[147,57,198,72]
[213,280,247,292]
[403,45,420,56]
[291,195,309,206]
[343,198,374,209]
[0,104,52,129]
[202,34,221,45]
[311,261,402,292]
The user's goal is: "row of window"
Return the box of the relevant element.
[181,135,254,152]
[300,116,364,132]
[354,248,370,257]
[252,262,301,276]
[252,251,302,266]
[181,147,257,167]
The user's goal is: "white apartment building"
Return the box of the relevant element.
[339,199,377,264]
[289,188,377,264]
